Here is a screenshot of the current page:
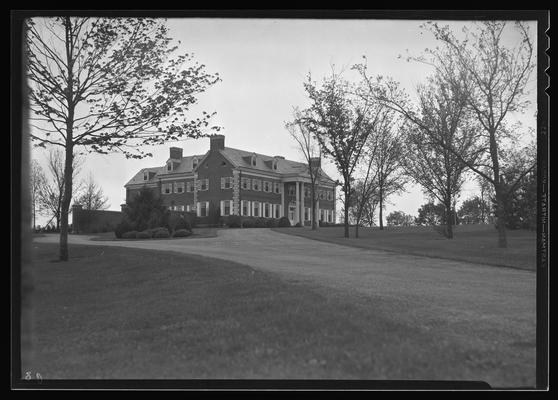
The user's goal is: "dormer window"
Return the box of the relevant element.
[272,159,278,170]
[192,157,198,169]
[251,154,257,167]
[143,171,149,181]
[167,162,173,172]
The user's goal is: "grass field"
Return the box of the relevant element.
[20,242,534,386]
[273,224,536,270]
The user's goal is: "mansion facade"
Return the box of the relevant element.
[124,135,337,226]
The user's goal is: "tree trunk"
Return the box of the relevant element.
[378,189,384,230]
[445,201,454,239]
[495,186,508,248]
[311,183,317,231]
[59,17,75,261]
[59,142,74,261]
[343,189,350,238]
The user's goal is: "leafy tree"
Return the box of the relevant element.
[302,70,384,238]
[415,202,446,226]
[458,196,492,224]
[123,187,167,232]
[26,17,221,260]
[386,210,414,227]
[75,172,109,210]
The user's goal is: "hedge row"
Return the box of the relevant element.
[219,215,292,228]
[118,227,192,240]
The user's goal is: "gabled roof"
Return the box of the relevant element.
[125,147,335,186]
[220,147,334,182]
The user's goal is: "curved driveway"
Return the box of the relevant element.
[36,228,536,333]
[35,228,536,385]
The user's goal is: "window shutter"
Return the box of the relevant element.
[196,202,201,217]
[206,202,210,216]
[221,177,225,189]
[220,200,224,216]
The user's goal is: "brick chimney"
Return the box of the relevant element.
[210,134,225,151]
[309,157,321,169]
[169,147,183,160]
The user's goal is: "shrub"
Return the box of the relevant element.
[153,228,170,238]
[295,222,302,228]
[242,217,256,228]
[136,231,151,239]
[278,216,291,227]
[225,215,242,228]
[254,217,267,228]
[122,231,138,239]
[173,229,192,238]
[266,218,279,228]
[114,219,134,238]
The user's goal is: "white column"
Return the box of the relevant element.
[280,182,285,217]
[295,181,300,223]
[301,182,305,223]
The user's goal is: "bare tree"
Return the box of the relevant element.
[30,159,46,230]
[400,74,481,238]
[75,172,110,210]
[405,21,535,247]
[26,17,221,260]
[37,149,82,230]
[371,114,408,230]
[286,108,322,230]
[302,70,384,238]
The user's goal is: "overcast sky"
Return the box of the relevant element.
[30,18,537,226]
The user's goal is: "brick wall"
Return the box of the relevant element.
[72,206,123,234]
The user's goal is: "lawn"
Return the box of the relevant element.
[273,224,536,270]
[20,243,534,386]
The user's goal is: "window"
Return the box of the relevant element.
[174,182,184,193]
[241,177,251,190]
[143,171,149,181]
[264,203,271,218]
[328,210,333,223]
[162,183,172,194]
[327,191,333,201]
[263,181,271,193]
[274,182,281,194]
[274,204,281,218]
[177,205,185,211]
[272,160,278,170]
[304,188,310,198]
[221,177,232,190]
[252,179,261,191]
[320,209,324,221]
[288,186,295,196]
[241,200,251,216]
[304,207,310,221]
[253,201,260,217]
[192,157,198,169]
[199,179,209,191]
[319,190,325,200]
[221,200,233,216]
[186,181,194,192]
[186,204,192,212]
[251,155,257,166]
[197,201,209,217]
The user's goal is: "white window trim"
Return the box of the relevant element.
[174,182,185,193]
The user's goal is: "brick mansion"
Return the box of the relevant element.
[124,135,337,226]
